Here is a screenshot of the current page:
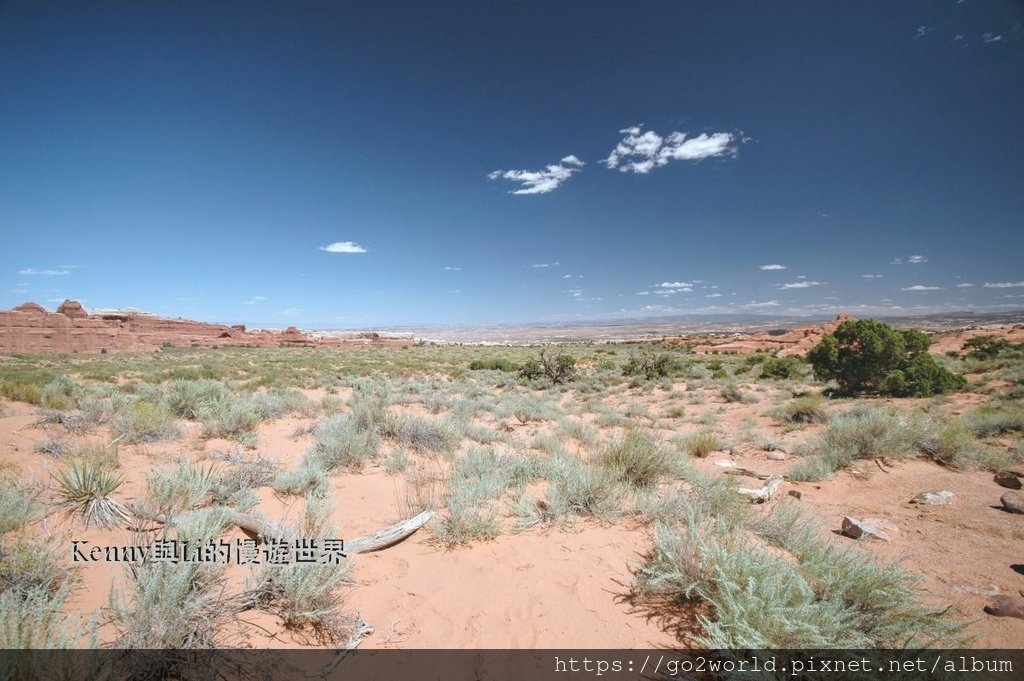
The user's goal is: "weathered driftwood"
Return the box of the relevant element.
[125,503,433,555]
[737,473,784,503]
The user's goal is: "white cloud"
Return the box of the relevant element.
[892,255,927,265]
[862,274,883,279]
[443,266,462,271]
[446,289,462,294]
[759,264,787,271]
[742,300,781,309]
[657,281,693,290]
[636,291,650,296]
[900,285,944,291]
[982,32,1003,43]
[282,308,304,316]
[529,261,560,268]
[18,268,71,276]
[488,155,584,195]
[705,293,722,298]
[776,281,824,289]
[319,241,367,254]
[603,125,735,174]
[244,296,266,305]
[983,281,1024,288]
[956,282,975,288]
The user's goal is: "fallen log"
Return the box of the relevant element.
[722,467,782,481]
[125,503,434,554]
[737,473,784,503]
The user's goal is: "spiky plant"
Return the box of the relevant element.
[51,459,129,528]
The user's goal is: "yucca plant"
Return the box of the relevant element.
[51,459,130,528]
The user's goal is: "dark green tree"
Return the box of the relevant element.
[807,319,965,396]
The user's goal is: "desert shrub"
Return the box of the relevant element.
[596,429,678,488]
[966,404,1024,437]
[963,335,1020,361]
[719,382,751,403]
[145,461,218,515]
[545,455,623,520]
[306,414,379,471]
[808,319,965,396]
[635,505,960,648]
[40,376,78,410]
[0,480,40,536]
[112,401,180,443]
[0,539,75,599]
[389,415,462,454]
[770,394,828,424]
[915,421,980,469]
[162,379,232,419]
[0,380,44,405]
[504,395,557,424]
[198,396,264,442]
[759,356,805,380]
[468,358,518,372]
[530,349,578,384]
[518,359,543,380]
[433,492,501,548]
[51,459,130,528]
[790,408,921,481]
[273,463,329,497]
[621,352,680,380]
[677,429,721,458]
[0,586,85,648]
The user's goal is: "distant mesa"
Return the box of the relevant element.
[0,300,409,354]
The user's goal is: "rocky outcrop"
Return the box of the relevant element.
[692,314,852,357]
[0,300,411,354]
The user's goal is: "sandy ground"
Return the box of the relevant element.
[2,394,1022,649]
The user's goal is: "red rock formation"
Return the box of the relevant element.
[690,314,853,356]
[0,301,410,354]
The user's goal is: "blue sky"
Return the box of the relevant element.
[2,1,1022,328]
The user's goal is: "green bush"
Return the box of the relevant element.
[112,401,180,443]
[759,356,805,380]
[596,430,677,488]
[963,335,1020,361]
[621,352,680,380]
[807,319,965,396]
[468,358,518,372]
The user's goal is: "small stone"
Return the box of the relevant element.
[910,490,955,506]
[842,516,897,542]
[1001,491,1024,514]
[766,451,787,461]
[787,490,803,500]
[994,471,1023,490]
[984,594,1024,620]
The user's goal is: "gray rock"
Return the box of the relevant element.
[841,516,897,542]
[1001,491,1024,514]
[910,490,955,506]
[994,471,1023,490]
[766,451,787,461]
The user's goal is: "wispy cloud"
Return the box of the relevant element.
[18,267,72,276]
[319,241,367,254]
[529,261,560,268]
[956,282,975,288]
[488,155,584,195]
[759,264,787,271]
[891,255,927,265]
[244,296,266,305]
[443,266,462,271]
[657,281,693,290]
[900,285,944,291]
[282,308,304,316]
[862,274,883,279]
[705,293,722,298]
[603,125,735,174]
[983,281,1024,288]
[982,32,1003,44]
[742,300,781,309]
[776,281,825,289]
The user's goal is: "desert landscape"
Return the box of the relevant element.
[2,300,1023,656]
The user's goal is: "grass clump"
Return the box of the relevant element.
[677,429,722,458]
[966,404,1024,437]
[0,379,44,405]
[273,463,330,497]
[112,401,180,443]
[145,461,219,515]
[389,415,462,454]
[789,408,921,481]
[306,414,379,471]
[162,379,233,419]
[51,459,130,528]
[635,503,961,648]
[596,429,678,488]
[545,454,623,521]
[770,394,828,424]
